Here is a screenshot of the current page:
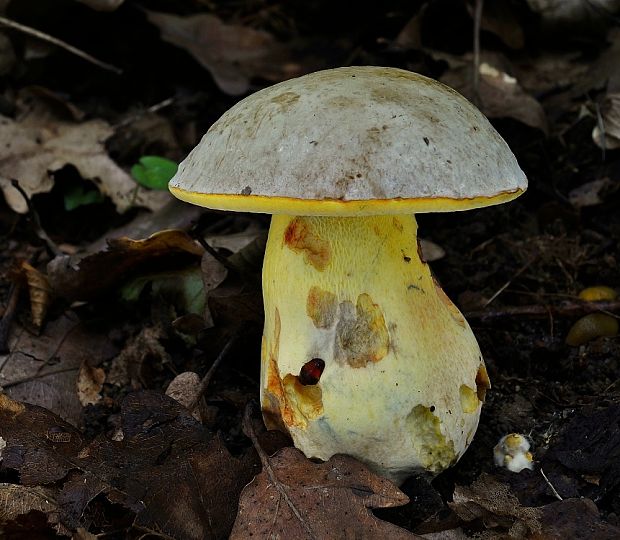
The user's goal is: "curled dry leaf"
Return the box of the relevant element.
[593,93,620,150]
[231,447,415,539]
[47,229,203,301]
[20,261,52,330]
[450,473,620,538]
[165,371,203,421]
[0,115,169,214]
[146,10,299,95]
[76,360,105,406]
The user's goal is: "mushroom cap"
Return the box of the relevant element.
[170,66,527,216]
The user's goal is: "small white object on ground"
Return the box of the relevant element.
[494,433,534,472]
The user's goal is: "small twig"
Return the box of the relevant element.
[1,366,79,389]
[540,468,563,501]
[0,15,122,74]
[113,97,175,129]
[472,0,484,107]
[484,257,536,307]
[188,330,240,411]
[242,403,317,540]
[0,282,22,354]
[11,180,62,257]
[465,299,620,323]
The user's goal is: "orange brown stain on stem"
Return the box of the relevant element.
[475,364,491,402]
[307,286,338,328]
[335,293,390,368]
[283,217,331,271]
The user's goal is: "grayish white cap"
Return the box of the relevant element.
[169,66,527,216]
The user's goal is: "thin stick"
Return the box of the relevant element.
[465,299,620,323]
[113,97,174,129]
[242,404,317,539]
[0,16,122,74]
[188,331,239,411]
[0,282,22,354]
[484,257,536,307]
[540,468,563,501]
[472,0,484,106]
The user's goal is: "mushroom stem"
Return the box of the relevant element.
[261,213,489,482]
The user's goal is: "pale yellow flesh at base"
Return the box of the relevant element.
[261,214,490,483]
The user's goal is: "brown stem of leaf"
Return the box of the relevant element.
[242,403,317,540]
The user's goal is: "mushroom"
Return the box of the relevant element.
[169,66,527,482]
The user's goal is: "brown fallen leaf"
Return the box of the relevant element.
[439,57,548,133]
[47,229,204,301]
[76,360,105,407]
[0,391,257,538]
[450,473,620,538]
[231,446,416,539]
[20,261,52,330]
[593,92,620,150]
[146,10,300,95]
[165,371,204,421]
[0,313,116,426]
[0,483,70,535]
[0,114,169,214]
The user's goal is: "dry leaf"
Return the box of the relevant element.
[165,371,203,421]
[107,325,169,388]
[231,447,416,539]
[440,60,548,133]
[146,10,299,95]
[0,483,70,535]
[0,392,257,538]
[47,229,203,301]
[21,261,52,330]
[0,313,116,426]
[76,360,105,406]
[568,178,615,208]
[593,93,620,150]
[450,473,620,538]
[0,114,169,214]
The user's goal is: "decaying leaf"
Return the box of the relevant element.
[107,325,169,388]
[0,392,256,538]
[78,391,257,539]
[146,10,299,95]
[165,371,203,421]
[0,483,70,535]
[568,178,616,208]
[0,313,116,425]
[20,261,52,330]
[593,93,620,150]
[440,59,548,133]
[47,229,204,301]
[231,447,415,539]
[0,115,169,214]
[76,360,105,406]
[450,473,620,538]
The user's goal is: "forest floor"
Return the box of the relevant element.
[1,1,620,538]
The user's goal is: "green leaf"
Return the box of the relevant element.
[64,184,104,211]
[131,156,178,190]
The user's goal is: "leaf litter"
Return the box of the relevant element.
[1,0,620,538]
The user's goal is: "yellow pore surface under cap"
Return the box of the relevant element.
[168,186,524,216]
[260,213,490,482]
